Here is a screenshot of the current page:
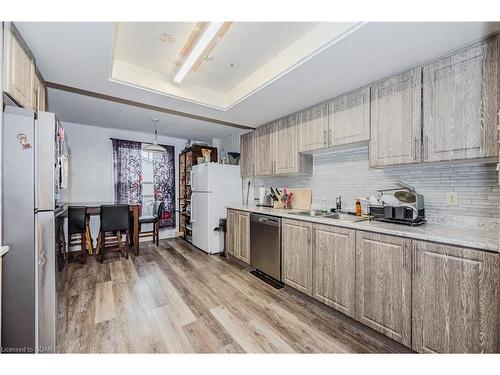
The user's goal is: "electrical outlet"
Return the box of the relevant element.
[446,192,458,206]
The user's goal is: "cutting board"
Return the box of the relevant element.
[273,189,312,210]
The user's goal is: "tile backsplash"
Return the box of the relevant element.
[247,144,499,229]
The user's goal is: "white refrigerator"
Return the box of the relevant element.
[191,163,242,254]
[2,106,67,353]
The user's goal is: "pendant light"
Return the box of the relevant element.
[143,118,166,154]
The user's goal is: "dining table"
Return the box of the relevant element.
[67,202,142,256]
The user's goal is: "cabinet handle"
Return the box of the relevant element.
[424,136,429,160]
[34,88,39,112]
[413,138,418,160]
[328,129,332,145]
[412,245,418,273]
[323,130,327,145]
[403,243,407,269]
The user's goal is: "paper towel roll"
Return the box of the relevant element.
[258,187,266,205]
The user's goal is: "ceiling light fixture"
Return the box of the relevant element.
[174,22,224,84]
[143,118,166,154]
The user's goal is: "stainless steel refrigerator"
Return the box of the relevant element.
[2,105,67,353]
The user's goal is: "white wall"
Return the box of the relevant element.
[62,121,191,241]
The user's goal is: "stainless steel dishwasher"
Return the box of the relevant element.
[250,213,281,281]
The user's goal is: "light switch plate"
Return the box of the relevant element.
[446,192,458,206]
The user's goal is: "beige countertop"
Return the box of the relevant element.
[227,205,500,253]
[0,246,9,257]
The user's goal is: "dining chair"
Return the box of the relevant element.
[138,201,165,246]
[97,204,130,263]
[68,206,87,264]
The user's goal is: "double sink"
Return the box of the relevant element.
[289,210,369,223]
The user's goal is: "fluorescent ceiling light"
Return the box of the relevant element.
[174,22,224,84]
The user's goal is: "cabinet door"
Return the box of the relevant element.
[33,73,46,112]
[299,103,329,152]
[328,87,370,146]
[237,212,250,264]
[282,219,312,295]
[412,241,499,353]
[226,210,238,257]
[355,231,411,346]
[423,38,499,162]
[6,31,34,108]
[312,224,355,317]
[275,114,298,174]
[240,131,255,178]
[254,122,275,176]
[370,68,422,167]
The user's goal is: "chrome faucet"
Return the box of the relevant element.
[336,195,342,211]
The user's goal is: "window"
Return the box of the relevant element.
[141,149,155,216]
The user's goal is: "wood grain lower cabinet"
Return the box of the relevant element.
[355,231,412,346]
[312,224,355,317]
[282,219,313,296]
[226,210,238,257]
[240,131,255,177]
[411,240,499,353]
[237,212,250,264]
[422,37,499,162]
[226,209,250,264]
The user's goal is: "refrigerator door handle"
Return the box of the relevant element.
[190,192,195,223]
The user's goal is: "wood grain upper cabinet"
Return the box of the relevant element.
[274,114,298,174]
[423,38,499,162]
[226,209,238,257]
[240,131,255,178]
[412,241,499,353]
[355,231,412,347]
[312,224,356,318]
[33,72,46,112]
[254,122,275,176]
[328,87,370,146]
[299,103,329,152]
[237,211,250,264]
[282,219,313,296]
[370,68,422,167]
[4,26,35,109]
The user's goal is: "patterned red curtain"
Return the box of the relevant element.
[153,145,176,228]
[111,139,143,204]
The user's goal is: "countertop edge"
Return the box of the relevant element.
[0,245,9,257]
[227,205,500,253]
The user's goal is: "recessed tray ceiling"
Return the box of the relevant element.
[111,22,360,110]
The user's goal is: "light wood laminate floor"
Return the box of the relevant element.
[57,238,412,353]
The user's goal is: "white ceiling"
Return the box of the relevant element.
[15,21,500,140]
[113,22,195,78]
[111,22,348,109]
[114,22,318,93]
[48,88,248,142]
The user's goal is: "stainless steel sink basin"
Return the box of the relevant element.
[289,210,369,223]
[289,210,329,217]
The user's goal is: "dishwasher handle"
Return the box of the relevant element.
[251,214,280,226]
